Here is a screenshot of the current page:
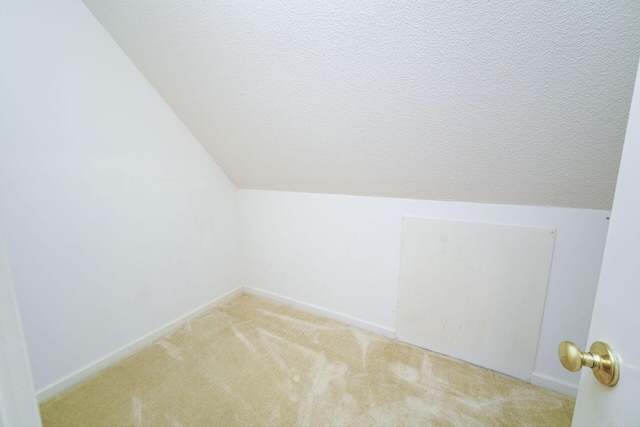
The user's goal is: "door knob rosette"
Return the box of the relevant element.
[558,341,619,387]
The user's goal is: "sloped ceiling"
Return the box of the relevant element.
[82,0,640,209]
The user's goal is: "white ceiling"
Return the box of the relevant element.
[82,0,639,209]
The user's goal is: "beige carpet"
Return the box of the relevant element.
[40,294,574,426]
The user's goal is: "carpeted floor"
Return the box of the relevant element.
[40,294,575,426]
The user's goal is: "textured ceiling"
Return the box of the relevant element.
[82,0,640,209]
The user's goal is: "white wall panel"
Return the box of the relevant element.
[396,218,555,380]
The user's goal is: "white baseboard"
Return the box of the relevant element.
[36,285,573,402]
[36,287,243,402]
[242,286,396,339]
[243,288,579,398]
[531,372,578,397]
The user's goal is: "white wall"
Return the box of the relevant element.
[239,190,610,393]
[0,0,239,393]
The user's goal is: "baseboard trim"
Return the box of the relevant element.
[531,372,578,397]
[36,287,243,402]
[242,286,395,339]
[36,286,571,402]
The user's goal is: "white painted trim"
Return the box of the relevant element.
[35,285,573,402]
[36,287,243,402]
[242,286,396,339]
[1,231,42,425]
[531,372,578,397]
[243,287,577,398]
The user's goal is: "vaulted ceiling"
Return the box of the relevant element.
[82,0,639,209]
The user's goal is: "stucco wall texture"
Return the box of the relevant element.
[82,1,640,209]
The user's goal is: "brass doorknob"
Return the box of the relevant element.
[558,341,619,387]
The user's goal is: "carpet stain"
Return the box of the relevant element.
[39,294,575,426]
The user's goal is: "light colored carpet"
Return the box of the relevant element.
[40,294,574,426]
